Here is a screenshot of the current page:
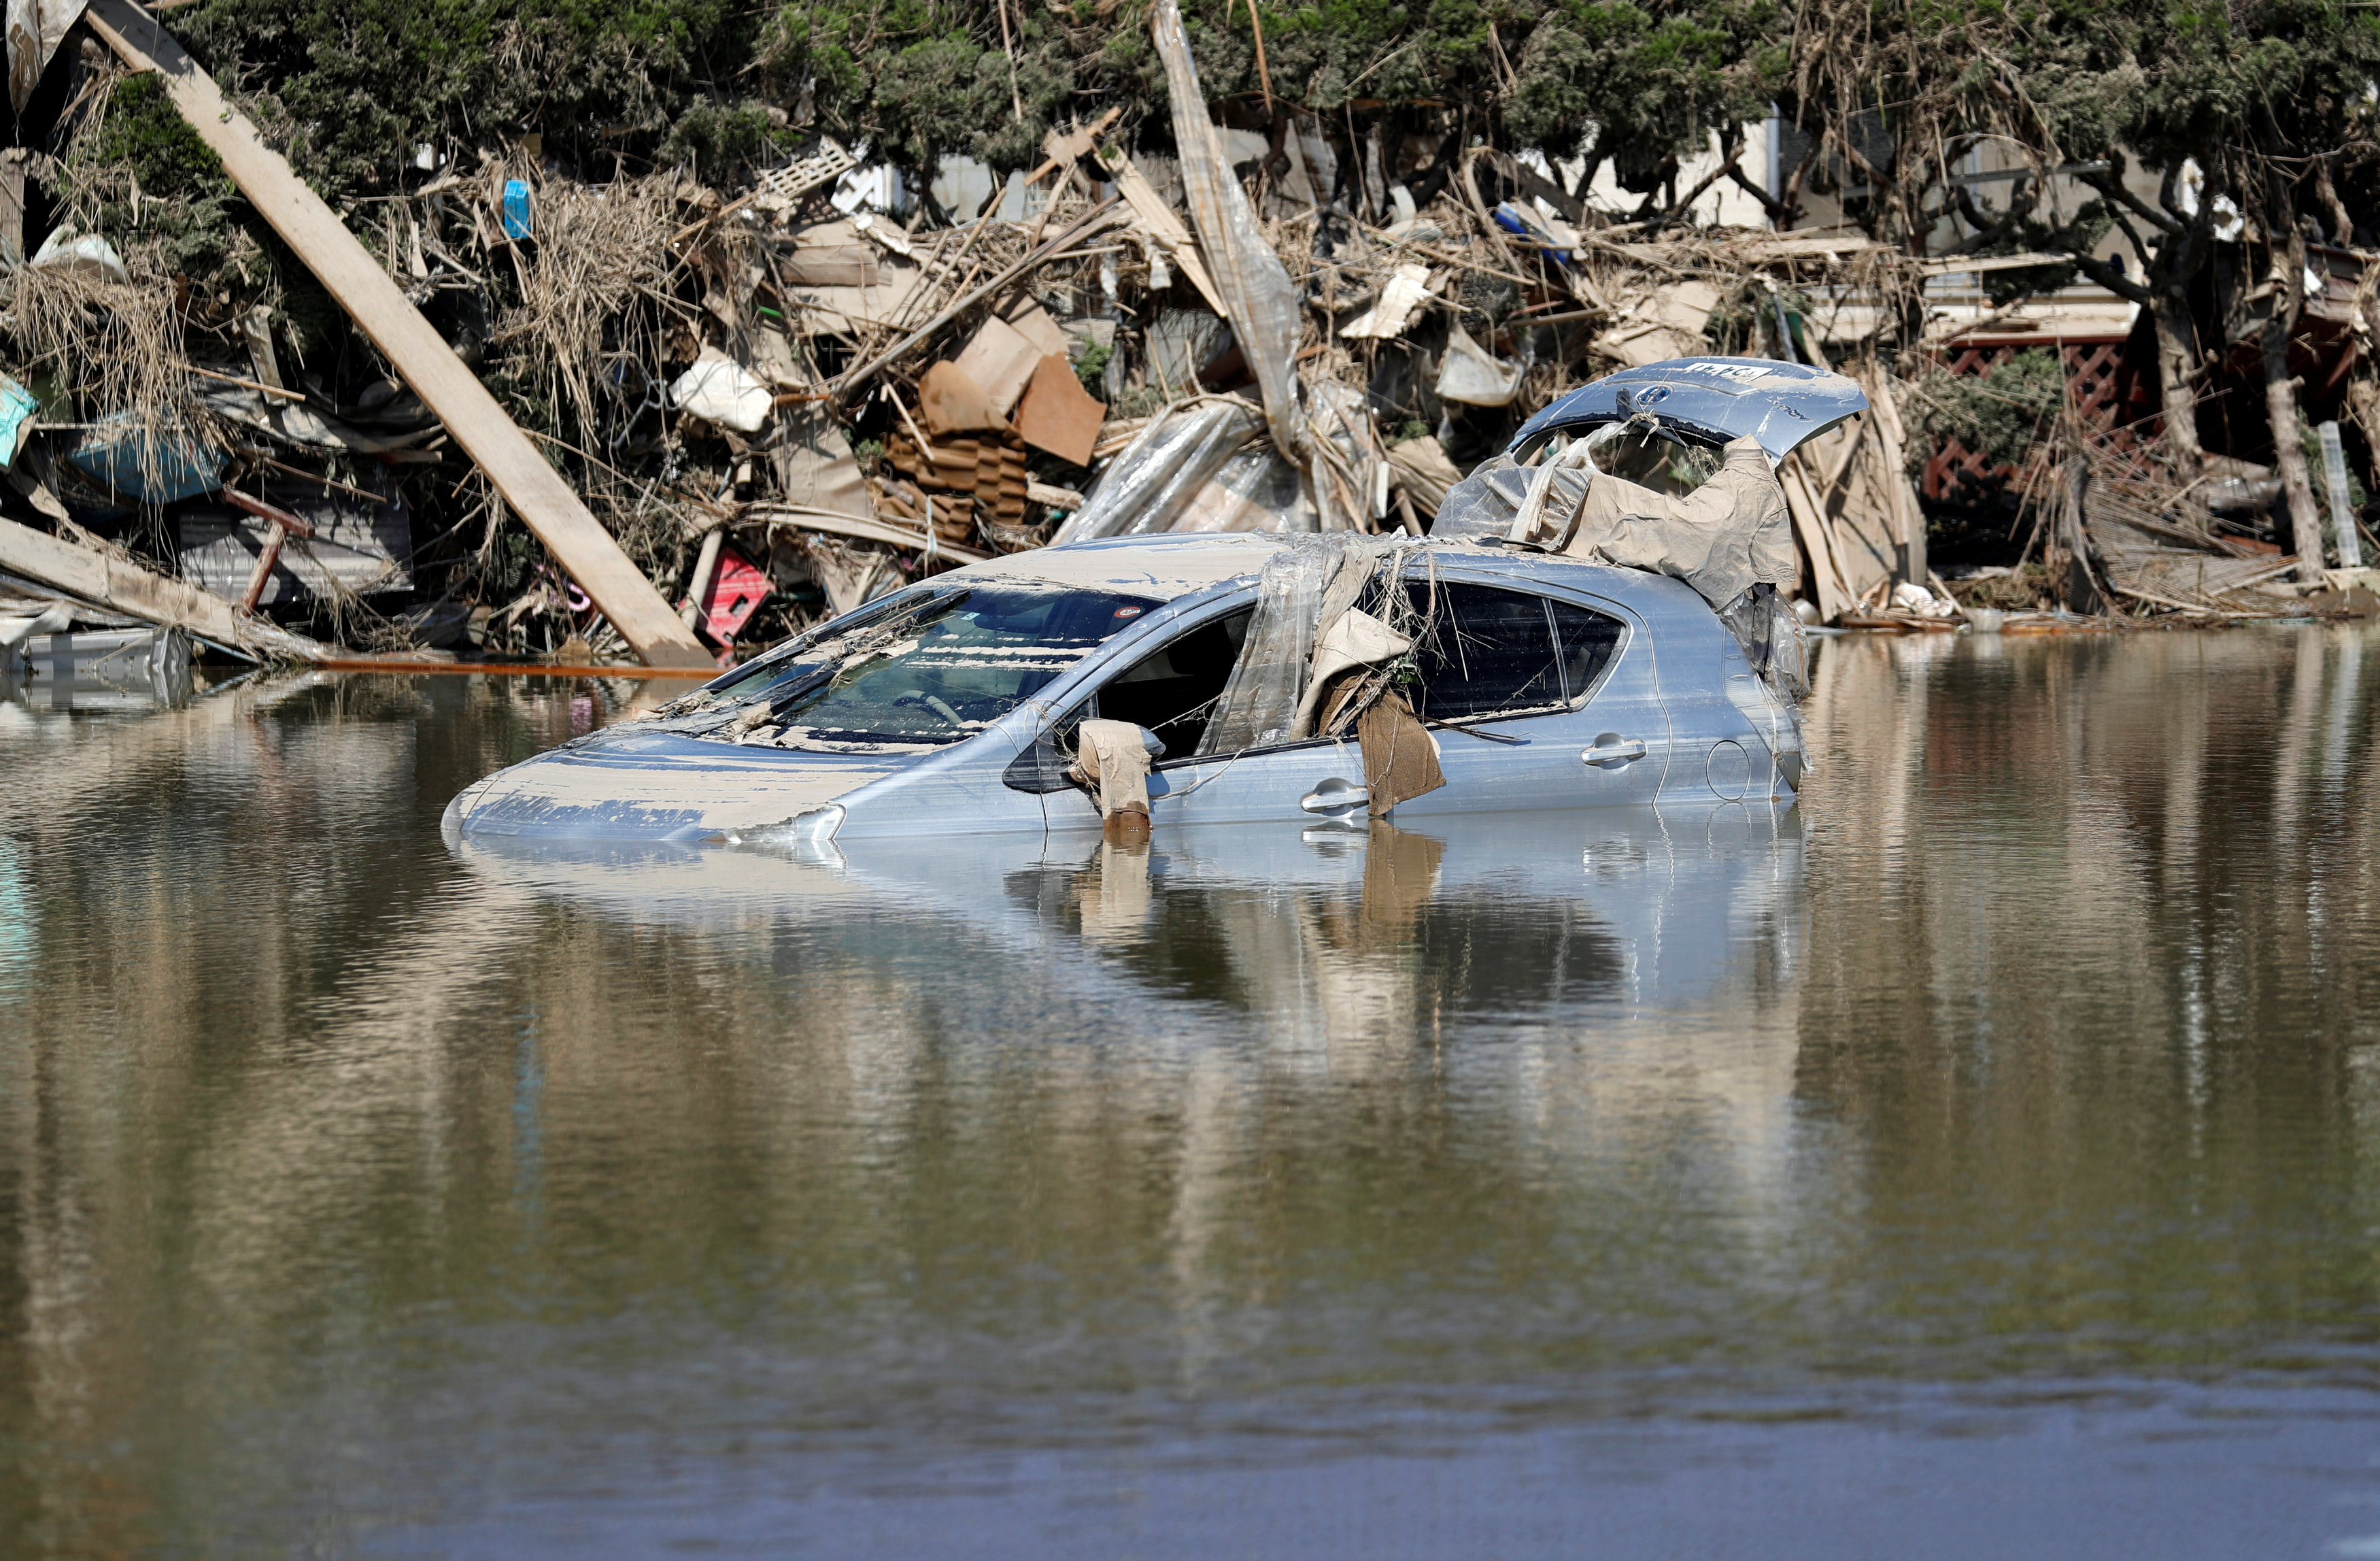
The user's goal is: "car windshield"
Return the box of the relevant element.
[769,584,1161,748]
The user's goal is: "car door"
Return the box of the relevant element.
[1146,572,1671,824]
[1006,599,1259,833]
[1380,575,1671,817]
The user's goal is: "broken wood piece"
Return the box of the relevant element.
[1780,454,1853,623]
[1025,480,1085,511]
[833,199,1122,399]
[221,488,314,613]
[1100,150,1227,315]
[1012,355,1106,467]
[744,503,990,563]
[1024,107,1123,185]
[85,0,712,669]
[0,514,337,662]
[188,364,307,403]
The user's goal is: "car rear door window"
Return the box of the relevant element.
[1548,599,1625,701]
[1404,582,1565,722]
[1374,580,1627,722]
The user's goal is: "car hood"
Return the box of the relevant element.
[1511,357,1869,462]
[441,724,915,841]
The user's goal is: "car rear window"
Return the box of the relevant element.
[1386,581,1625,722]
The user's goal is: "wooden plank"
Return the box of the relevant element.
[1861,377,1930,582]
[1102,152,1227,316]
[1780,457,1854,623]
[84,0,713,669]
[743,503,991,563]
[0,149,24,264]
[0,515,335,661]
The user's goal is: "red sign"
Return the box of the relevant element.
[700,547,771,647]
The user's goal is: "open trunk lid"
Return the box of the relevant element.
[1510,358,1869,463]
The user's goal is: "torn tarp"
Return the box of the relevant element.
[1152,0,1304,465]
[1051,397,1262,543]
[1438,427,1797,611]
[1357,690,1444,816]
[1200,532,1410,754]
[1436,322,1521,407]
[1565,435,1798,608]
[1070,717,1163,819]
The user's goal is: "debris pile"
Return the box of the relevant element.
[0,0,2372,689]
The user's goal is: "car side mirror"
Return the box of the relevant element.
[1002,711,1086,794]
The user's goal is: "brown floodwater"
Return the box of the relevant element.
[2,624,2378,1558]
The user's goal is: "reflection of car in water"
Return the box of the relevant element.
[446,805,1803,1030]
[444,359,1862,846]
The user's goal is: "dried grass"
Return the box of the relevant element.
[491,167,689,441]
[3,258,218,502]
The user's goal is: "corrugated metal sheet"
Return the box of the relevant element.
[177,478,411,603]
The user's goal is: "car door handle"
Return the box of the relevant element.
[1300,777,1370,815]
[1582,737,1648,767]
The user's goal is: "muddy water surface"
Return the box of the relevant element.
[2,626,2378,1558]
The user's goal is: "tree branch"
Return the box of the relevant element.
[1726,161,1791,224]
[2074,154,2181,237]
[1654,137,1746,229]
[2069,248,2151,305]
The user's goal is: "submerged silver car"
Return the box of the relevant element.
[443,358,1861,846]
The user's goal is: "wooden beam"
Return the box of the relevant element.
[0,514,333,661]
[742,504,990,563]
[1781,455,1854,623]
[84,0,713,669]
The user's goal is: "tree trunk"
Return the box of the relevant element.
[2148,288,2205,476]
[2262,224,2328,580]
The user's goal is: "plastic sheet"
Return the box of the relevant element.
[1197,535,1336,754]
[1438,427,1796,609]
[1050,398,1263,543]
[670,351,774,434]
[1200,533,1410,754]
[1431,452,1590,543]
[1171,445,1310,533]
[0,375,36,469]
[29,228,126,284]
[1153,0,1306,462]
[1717,583,1809,780]
[1435,322,1520,407]
[1304,379,1387,533]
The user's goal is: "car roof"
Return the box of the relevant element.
[959,533,1292,599]
[958,532,1688,605]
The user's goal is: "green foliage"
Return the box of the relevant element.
[172,0,777,203]
[1510,0,1784,188]
[58,75,241,275]
[1071,337,1113,390]
[1903,350,2066,473]
[764,2,1080,175]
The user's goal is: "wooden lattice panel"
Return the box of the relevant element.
[1920,334,2158,503]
